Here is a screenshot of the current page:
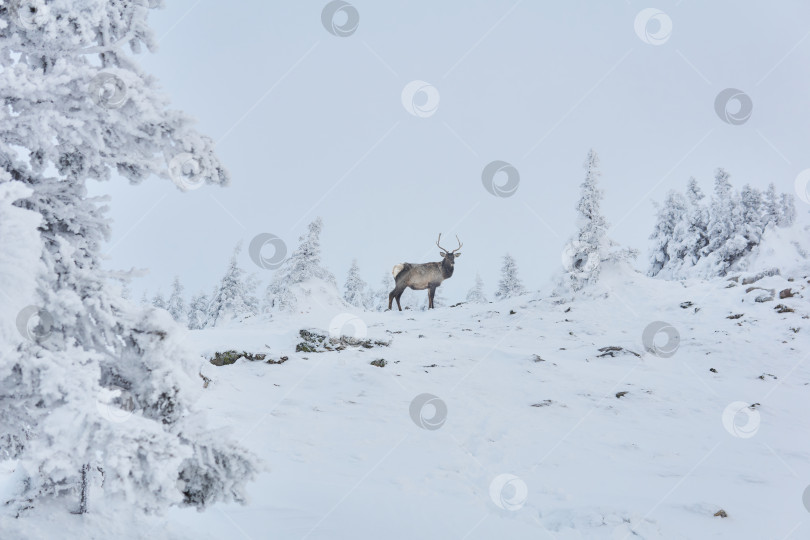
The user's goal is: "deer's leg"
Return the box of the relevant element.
[395,290,404,311]
[428,285,436,309]
[388,289,395,310]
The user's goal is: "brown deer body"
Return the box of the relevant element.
[389,234,462,311]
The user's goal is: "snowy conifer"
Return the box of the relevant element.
[152,292,167,310]
[0,1,256,515]
[763,183,780,227]
[648,190,688,276]
[705,168,747,274]
[167,276,187,323]
[563,149,637,290]
[187,292,210,330]
[208,245,259,326]
[0,180,43,459]
[496,254,526,299]
[466,273,488,304]
[683,177,710,264]
[778,193,796,227]
[649,174,798,278]
[265,217,336,311]
[343,259,368,308]
[740,184,764,248]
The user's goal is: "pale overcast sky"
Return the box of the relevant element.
[90,0,810,303]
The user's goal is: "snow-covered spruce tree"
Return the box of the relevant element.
[343,259,368,308]
[705,168,748,274]
[778,193,796,227]
[649,175,798,278]
[120,281,131,301]
[740,184,764,249]
[166,276,187,324]
[0,1,255,515]
[207,244,259,327]
[495,254,525,299]
[151,291,166,310]
[648,190,689,276]
[684,177,710,264]
[0,179,43,459]
[264,217,336,311]
[186,292,210,330]
[563,149,637,290]
[465,273,488,304]
[763,183,780,227]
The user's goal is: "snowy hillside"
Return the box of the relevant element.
[5,263,805,539]
[3,2,810,538]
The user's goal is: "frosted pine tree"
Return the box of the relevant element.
[0,180,43,459]
[705,168,734,254]
[648,175,799,278]
[739,185,764,249]
[563,149,637,290]
[684,177,710,264]
[763,183,780,227]
[265,217,336,311]
[120,281,131,300]
[778,193,796,227]
[495,254,526,299]
[167,276,187,324]
[0,1,256,515]
[648,190,688,276]
[466,273,488,303]
[343,259,368,308]
[187,292,210,330]
[208,245,259,327]
[151,292,167,310]
[705,168,747,274]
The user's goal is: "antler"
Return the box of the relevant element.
[436,233,462,254]
[436,233,448,254]
[452,235,462,253]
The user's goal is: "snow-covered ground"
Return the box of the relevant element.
[6,262,802,539]
[3,261,809,539]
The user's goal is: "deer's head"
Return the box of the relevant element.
[437,233,462,266]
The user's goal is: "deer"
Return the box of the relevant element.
[388,234,462,311]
